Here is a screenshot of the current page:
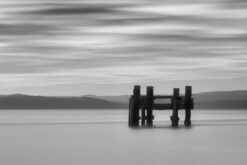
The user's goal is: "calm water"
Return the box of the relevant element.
[0,110,247,165]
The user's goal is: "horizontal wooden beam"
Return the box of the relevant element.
[138,95,186,99]
[153,95,172,99]
[153,103,172,110]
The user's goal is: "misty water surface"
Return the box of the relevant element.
[0,110,247,165]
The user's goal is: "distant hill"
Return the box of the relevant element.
[0,90,247,109]
[91,95,130,104]
[194,91,247,109]
[0,94,126,109]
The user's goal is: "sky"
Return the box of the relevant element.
[0,0,247,96]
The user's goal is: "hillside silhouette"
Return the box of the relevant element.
[0,94,126,109]
[0,90,247,109]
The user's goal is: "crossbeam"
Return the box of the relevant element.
[153,95,173,99]
[153,104,172,110]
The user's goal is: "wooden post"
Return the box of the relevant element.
[146,86,154,126]
[141,108,146,126]
[184,86,192,126]
[171,88,180,127]
[133,85,141,126]
[128,85,141,127]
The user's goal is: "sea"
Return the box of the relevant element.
[0,109,247,165]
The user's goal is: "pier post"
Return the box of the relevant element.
[146,86,154,126]
[141,108,146,126]
[171,88,180,127]
[184,86,192,126]
[128,85,141,126]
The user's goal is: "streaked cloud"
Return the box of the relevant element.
[0,0,247,95]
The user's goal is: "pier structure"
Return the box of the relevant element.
[128,86,194,127]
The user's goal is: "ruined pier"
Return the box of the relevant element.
[128,86,194,127]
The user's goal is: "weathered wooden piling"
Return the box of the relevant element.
[141,108,146,126]
[146,86,154,126]
[171,88,180,127]
[184,86,192,126]
[128,85,140,127]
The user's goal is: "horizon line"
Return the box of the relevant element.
[1,89,247,97]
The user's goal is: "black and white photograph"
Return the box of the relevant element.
[0,0,247,164]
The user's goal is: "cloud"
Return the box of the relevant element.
[0,23,60,36]
[29,5,118,15]
[0,0,247,94]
